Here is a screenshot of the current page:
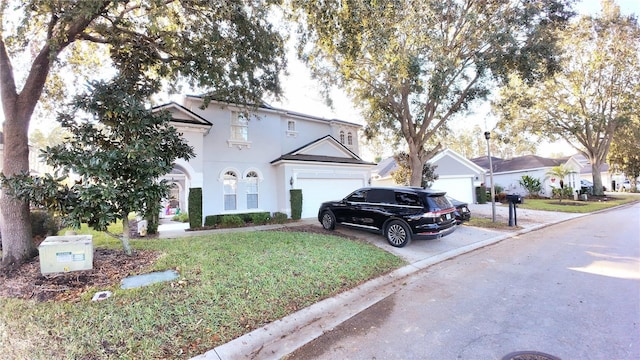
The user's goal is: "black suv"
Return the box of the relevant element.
[318,187,457,247]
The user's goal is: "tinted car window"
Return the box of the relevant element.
[425,195,453,211]
[368,189,396,204]
[346,189,367,202]
[395,192,422,207]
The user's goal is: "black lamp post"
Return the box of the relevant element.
[484,131,496,222]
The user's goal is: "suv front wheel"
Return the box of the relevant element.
[320,210,336,230]
[385,220,411,247]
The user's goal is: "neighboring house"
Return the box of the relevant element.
[470,154,583,197]
[155,96,374,221]
[371,148,485,204]
[569,153,621,191]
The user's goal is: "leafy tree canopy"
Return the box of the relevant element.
[2,75,195,255]
[289,0,571,186]
[608,113,640,185]
[494,0,640,195]
[0,0,286,267]
[391,152,438,189]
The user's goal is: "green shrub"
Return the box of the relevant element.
[204,215,219,227]
[552,186,574,201]
[172,212,189,223]
[219,215,244,228]
[251,212,271,225]
[518,175,542,197]
[272,212,288,224]
[476,186,487,204]
[188,188,202,229]
[290,189,302,220]
[30,210,61,238]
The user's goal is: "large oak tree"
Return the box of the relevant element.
[289,0,571,186]
[494,1,640,195]
[0,0,286,269]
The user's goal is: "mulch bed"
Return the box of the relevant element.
[0,248,161,302]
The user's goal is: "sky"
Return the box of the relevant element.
[268,0,639,159]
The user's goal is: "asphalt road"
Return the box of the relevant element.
[286,203,640,360]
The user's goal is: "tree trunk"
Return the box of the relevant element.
[409,152,423,187]
[1,112,37,269]
[121,215,133,256]
[591,161,605,196]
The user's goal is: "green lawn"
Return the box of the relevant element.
[516,194,638,213]
[466,194,638,229]
[1,230,405,359]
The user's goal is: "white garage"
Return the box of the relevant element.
[298,177,364,219]
[431,176,475,204]
[271,135,375,220]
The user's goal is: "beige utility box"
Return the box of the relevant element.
[38,235,94,274]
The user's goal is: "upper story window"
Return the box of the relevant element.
[231,112,248,141]
[339,130,345,144]
[228,112,251,149]
[347,132,353,146]
[286,120,297,137]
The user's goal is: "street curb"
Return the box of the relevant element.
[192,212,594,360]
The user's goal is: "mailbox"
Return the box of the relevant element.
[506,194,523,204]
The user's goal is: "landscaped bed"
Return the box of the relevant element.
[0,227,405,359]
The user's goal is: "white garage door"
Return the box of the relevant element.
[298,178,364,219]
[431,177,474,204]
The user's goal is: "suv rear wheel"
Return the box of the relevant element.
[385,220,411,247]
[320,210,336,230]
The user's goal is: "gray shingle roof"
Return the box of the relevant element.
[470,155,568,173]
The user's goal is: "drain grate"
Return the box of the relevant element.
[502,351,561,360]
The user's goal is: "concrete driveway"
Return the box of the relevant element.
[329,203,584,264]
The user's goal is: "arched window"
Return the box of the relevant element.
[223,171,238,210]
[339,130,345,143]
[347,132,353,145]
[246,171,259,209]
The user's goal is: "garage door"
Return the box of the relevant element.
[298,178,364,219]
[431,177,473,204]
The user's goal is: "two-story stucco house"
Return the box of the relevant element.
[155,96,374,222]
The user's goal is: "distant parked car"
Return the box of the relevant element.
[580,179,593,195]
[318,187,457,247]
[446,196,471,224]
[620,179,639,191]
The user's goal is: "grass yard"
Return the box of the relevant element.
[0,229,405,359]
[516,194,638,213]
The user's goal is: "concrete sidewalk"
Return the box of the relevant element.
[186,203,588,360]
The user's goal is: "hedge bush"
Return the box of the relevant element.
[290,189,302,220]
[272,212,288,224]
[188,188,202,229]
[219,215,244,228]
[250,212,271,225]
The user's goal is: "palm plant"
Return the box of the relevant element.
[545,165,576,202]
